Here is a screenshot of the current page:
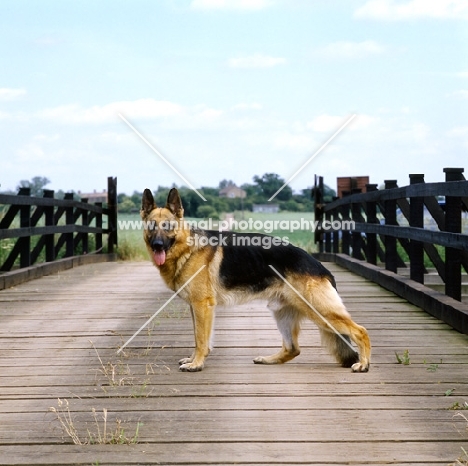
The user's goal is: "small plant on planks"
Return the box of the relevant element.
[49,398,142,445]
[395,349,411,365]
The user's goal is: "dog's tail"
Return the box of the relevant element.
[320,329,359,367]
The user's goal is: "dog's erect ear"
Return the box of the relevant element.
[165,188,184,218]
[141,189,156,218]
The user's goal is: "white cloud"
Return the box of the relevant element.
[227,54,286,69]
[37,99,186,124]
[190,0,272,11]
[231,102,263,110]
[17,142,47,162]
[316,40,385,59]
[354,0,468,20]
[33,133,60,142]
[307,114,378,132]
[447,125,468,137]
[33,35,63,47]
[307,115,343,132]
[197,108,224,119]
[273,132,315,151]
[0,88,26,101]
[451,89,468,99]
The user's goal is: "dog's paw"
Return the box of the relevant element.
[351,361,369,373]
[253,356,278,364]
[179,362,204,372]
[178,357,193,365]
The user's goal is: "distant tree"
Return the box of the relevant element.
[282,200,300,212]
[130,191,142,208]
[201,186,220,197]
[253,173,292,201]
[323,184,337,202]
[154,186,172,207]
[17,176,50,196]
[240,182,257,197]
[311,183,337,204]
[178,188,204,218]
[119,198,137,213]
[218,179,235,189]
[196,205,219,220]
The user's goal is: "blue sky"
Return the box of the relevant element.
[1,0,468,197]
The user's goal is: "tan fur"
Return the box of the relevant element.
[141,188,371,372]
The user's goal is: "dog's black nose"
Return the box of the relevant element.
[151,237,165,251]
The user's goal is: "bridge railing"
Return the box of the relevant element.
[0,177,117,287]
[314,167,468,334]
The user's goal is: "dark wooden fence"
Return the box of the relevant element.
[314,168,468,334]
[0,177,117,287]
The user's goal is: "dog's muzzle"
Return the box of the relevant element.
[150,237,171,266]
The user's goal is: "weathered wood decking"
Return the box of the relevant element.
[0,261,467,465]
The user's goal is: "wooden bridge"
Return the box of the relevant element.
[1,260,467,465]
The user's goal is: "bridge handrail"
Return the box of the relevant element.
[314,167,468,334]
[0,177,117,273]
[324,180,468,209]
[316,168,468,299]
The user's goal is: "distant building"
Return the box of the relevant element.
[77,189,107,203]
[252,203,279,214]
[219,184,246,199]
[337,176,369,198]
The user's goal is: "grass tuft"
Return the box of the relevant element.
[395,349,410,365]
[49,399,142,445]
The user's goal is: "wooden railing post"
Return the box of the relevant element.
[18,187,31,268]
[313,175,324,252]
[341,191,351,256]
[444,167,464,301]
[409,174,425,283]
[365,184,378,265]
[332,197,340,254]
[64,193,74,258]
[43,189,56,262]
[95,202,103,253]
[324,209,332,253]
[384,180,398,273]
[81,198,89,254]
[351,189,364,260]
[107,176,118,254]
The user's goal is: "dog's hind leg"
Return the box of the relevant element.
[254,303,302,365]
[319,329,359,368]
[299,278,371,372]
[179,299,215,372]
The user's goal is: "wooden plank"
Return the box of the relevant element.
[0,394,463,413]
[0,362,467,381]
[0,442,465,465]
[1,382,467,399]
[0,261,467,466]
[1,410,466,443]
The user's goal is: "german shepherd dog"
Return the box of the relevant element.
[141,188,371,373]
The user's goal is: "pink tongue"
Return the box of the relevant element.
[153,250,166,266]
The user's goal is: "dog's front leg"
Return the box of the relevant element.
[178,305,196,366]
[179,298,215,372]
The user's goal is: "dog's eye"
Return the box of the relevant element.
[159,220,175,231]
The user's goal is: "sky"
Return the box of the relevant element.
[1,0,468,198]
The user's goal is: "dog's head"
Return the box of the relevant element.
[141,188,184,266]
